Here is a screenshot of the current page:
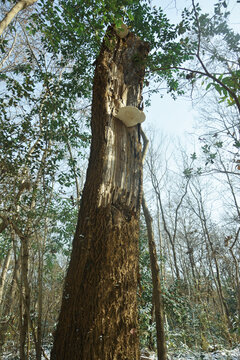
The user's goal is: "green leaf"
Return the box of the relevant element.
[191,152,197,160]
[206,83,212,91]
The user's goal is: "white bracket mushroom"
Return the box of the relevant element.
[114,23,129,38]
[115,106,146,127]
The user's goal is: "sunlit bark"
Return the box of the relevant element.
[51,26,149,359]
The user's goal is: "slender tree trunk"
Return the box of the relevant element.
[18,234,38,359]
[0,248,11,306]
[0,257,20,354]
[202,218,232,333]
[51,26,149,360]
[36,240,43,360]
[19,272,26,360]
[19,239,30,360]
[142,193,167,360]
[156,202,164,278]
[155,189,180,280]
[230,248,240,325]
[228,229,240,330]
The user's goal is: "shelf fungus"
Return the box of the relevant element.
[116,106,146,127]
[114,23,129,38]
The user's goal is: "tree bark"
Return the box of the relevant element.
[0,0,38,36]
[51,26,149,360]
[0,256,19,354]
[0,248,11,306]
[142,193,167,360]
[36,238,44,360]
[19,239,30,360]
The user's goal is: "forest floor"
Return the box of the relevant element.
[167,347,240,359]
[142,346,240,360]
[2,346,240,359]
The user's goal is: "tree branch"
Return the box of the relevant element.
[0,32,17,70]
[150,65,240,113]
[140,128,149,165]
[0,0,38,36]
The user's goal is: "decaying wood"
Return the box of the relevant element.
[51,26,149,359]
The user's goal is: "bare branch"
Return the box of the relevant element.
[0,32,17,70]
[230,227,240,251]
[140,128,149,165]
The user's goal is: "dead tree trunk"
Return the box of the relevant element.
[51,26,149,360]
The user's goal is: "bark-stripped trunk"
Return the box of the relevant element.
[51,27,149,360]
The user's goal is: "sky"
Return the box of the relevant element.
[143,0,240,139]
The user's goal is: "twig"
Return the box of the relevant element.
[140,128,149,165]
[0,31,17,70]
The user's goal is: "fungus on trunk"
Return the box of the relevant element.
[50,25,149,360]
[114,23,129,38]
[116,106,146,127]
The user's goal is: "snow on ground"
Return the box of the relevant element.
[3,346,240,359]
[141,346,240,360]
[167,347,240,359]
